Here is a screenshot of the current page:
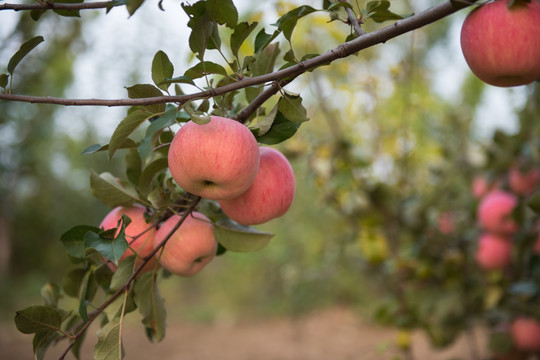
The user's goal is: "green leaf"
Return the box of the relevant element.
[147,188,171,210]
[84,229,128,265]
[8,36,45,75]
[77,270,98,323]
[125,149,142,186]
[277,92,309,123]
[254,29,280,54]
[327,2,354,11]
[126,0,144,16]
[133,272,166,342]
[152,50,174,92]
[184,61,228,79]
[273,5,319,42]
[125,84,165,114]
[81,138,138,155]
[90,171,142,208]
[365,0,403,22]
[214,218,274,252]
[109,110,153,159]
[104,290,136,322]
[0,74,8,88]
[250,43,281,76]
[255,111,301,145]
[138,157,169,197]
[33,330,61,360]
[94,318,124,360]
[40,282,60,308]
[60,225,101,260]
[110,256,136,292]
[250,103,278,136]
[53,0,84,17]
[138,107,178,159]
[62,268,87,298]
[14,306,62,334]
[158,76,195,87]
[207,0,238,28]
[182,2,214,59]
[231,22,258,58]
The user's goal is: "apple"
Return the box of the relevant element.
[168,116,260,200]
[511,317,540,351]
[472,176,499,199]
[477,190,518,234]
[437,211,455,235]
[218,147,295,225]
[153,212,217,277]
[509,166,540,196]
[475,233,512,270]
[100,204,158,273]
[460,0,540,87]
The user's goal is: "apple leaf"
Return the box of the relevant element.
[250,103,278,136]
[277,92,309,123]
[250,43,281,77]
[0,74,8,89]
[133,272,166,342]
[60,225,101,260]
[254,28,280,54]
[182,2,214,60]
[84,221,129,265]
[109,109,153,159]
[62,268,87,298]
[40,282,61,308]
[7,36,44,75]
[152,50,174,92]
[126,0,144,16]
[81,138,138,155]
[125,84,165,114]
[273,5,319,42]
[94,318,124,360]
[184,61,228,79]
[214,218,274,252]
[33,330,61,360]
[255,111,301,145]
[528,191,540,214]
[14,306,63,334]
[365,1,404,23]
[230,21,258,58]
[138,157,169,197]
[110,256,136,292]
[53,0,84,17]
[90,170,142,208]
[207,0,238,28]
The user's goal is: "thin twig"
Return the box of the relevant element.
[338,0,367,36]
[0,0,477,108]
[0,1,122,11]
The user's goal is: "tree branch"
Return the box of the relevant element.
[339,0,366,36]
[0,0,476,108]
[0,1,123,11]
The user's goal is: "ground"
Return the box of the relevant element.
[2,306,490,360]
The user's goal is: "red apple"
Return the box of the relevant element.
[509,166,540,196]
[472,176,500,199]
[460,0,540,87]
[168,116,260,200]
[437,211,455,235]
[477,190,518,234]
[153,212,217,277]
[218,147,295,225]
[475,233,512,270]
[511,317,540,351]
[100,204,158,272]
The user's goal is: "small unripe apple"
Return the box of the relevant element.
[509,166,540,196]
[477,190,518,234]
[475,233,512,270]
[511,317,540,351]
[218,147,295,225]
[168,116,260,200]
[460,0,540,87]
[100,204,158,272]
[154,212,217,277]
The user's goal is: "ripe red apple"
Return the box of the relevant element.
[509,166,540,196]
[460,0,540,87]
[153,212,217,277]
[218,147,295,225]
[511,317,540,351]
[477,190,518,234]
[472,176,500,199]
[475,233,512,270]
[100,204,158,272]
[437,211,455,235]
[168,116,260,200]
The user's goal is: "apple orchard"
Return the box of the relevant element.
[1,0,540,359]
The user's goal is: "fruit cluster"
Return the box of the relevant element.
[99,116,296,277]
[474,165,540,354]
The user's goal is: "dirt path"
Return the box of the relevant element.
[2,307,489,360]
